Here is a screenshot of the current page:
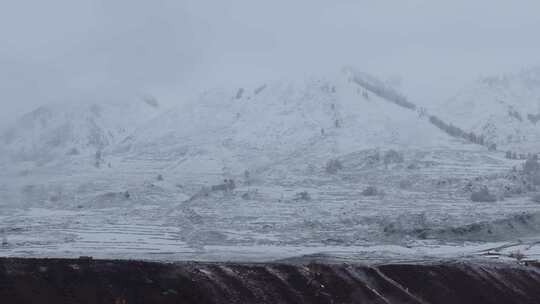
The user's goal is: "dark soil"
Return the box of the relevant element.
[1,257,540,303]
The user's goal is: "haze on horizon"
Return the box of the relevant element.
[1,0,540,127]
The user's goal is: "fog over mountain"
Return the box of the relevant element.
[2,1,540,264]
[2,0,540,128]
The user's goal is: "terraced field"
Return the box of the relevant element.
[2,148,540,262]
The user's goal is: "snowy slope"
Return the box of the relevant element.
[0,68,477,172]
[4,68,538,262]
[432,67,540,152]
[0,98,161,164]
[117,69,466,183]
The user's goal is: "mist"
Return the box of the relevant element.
[5,1,540,288]
[2,0,540,127]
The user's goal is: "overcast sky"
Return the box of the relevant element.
[1,0,540,127]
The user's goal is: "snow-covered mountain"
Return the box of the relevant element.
[3,68,540,261]
[0,98,161,164]
[432,67,540,152]
[112,68,468,180]
[1,68,469,171]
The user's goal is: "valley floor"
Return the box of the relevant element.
[1,149,540,263]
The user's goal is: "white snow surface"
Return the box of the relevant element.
[431,67,540,152]
[1,68,540,262]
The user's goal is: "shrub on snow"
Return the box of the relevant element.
[294,191,311,201]
[383,150,404,165]
[471,186,497,202]
[362,186,379,196]
[524,156,539,175]
[325,159,343,174]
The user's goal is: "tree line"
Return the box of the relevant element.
[352,75,498,150]
[351,76,416,110]
[428,115,497,150]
